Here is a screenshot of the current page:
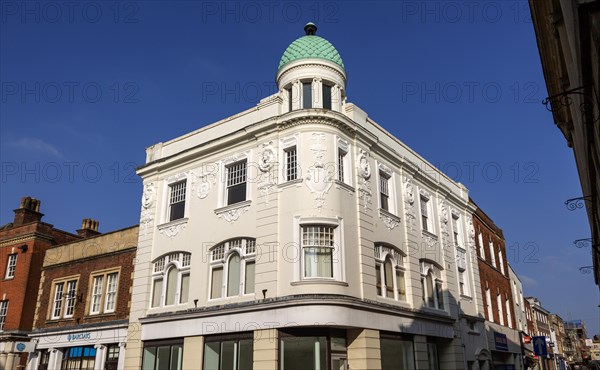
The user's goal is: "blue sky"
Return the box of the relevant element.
[2,1,598,334]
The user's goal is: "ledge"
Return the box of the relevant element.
[214,200,252,223]
[334,180,355,193]
[157,218,188,238]
[421,229,438,240]
[277,178,303,189]
[291,279,348,287]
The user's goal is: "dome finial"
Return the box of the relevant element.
[304,22,317,35]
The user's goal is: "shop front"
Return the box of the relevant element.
[27,323,127,370]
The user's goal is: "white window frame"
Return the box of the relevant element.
[336,137,351,186]
[219,151,251,207]
[375,244,407,302]
[0,300,7,331]
[5,253,17,279]
[103,272,119,313]
[420,261,444,310]
[50,277,78,320]
[161,173,191,224]
[478,229,485,259]
[489,239,497,267]
[301,80,313,109]
[208,239,256,300]
[497,292,504,325]
[293,216,345,283]
[506,298,512,328]
[89,269,120,315]
[485,286,493,321]
[419,189,434,233]
[377,163,396,214]
[452,213,471,297]
[499,249,505,274]
[280,136,299,183]
[151,252,192,308]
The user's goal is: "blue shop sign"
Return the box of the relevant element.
[494,332,509,351]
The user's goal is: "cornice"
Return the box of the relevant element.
[0,232,55,247]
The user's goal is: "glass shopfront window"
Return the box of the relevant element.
[203,333,253,370]
[142,339,183,370]
[380,334,415,370]
[279,330,347,370]
[61,346,96,370]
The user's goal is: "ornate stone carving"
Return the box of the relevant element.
[403,176,417,231]
[379,209,401,231]
[440,200,449,236]
[215,203,250,223]
[356,148,372,209]
[191,167,217,200]
[258,141,276,172]
[467,216,475,240]
[141,182,155,209]
[305,133,333,211]
[159,220,186,238]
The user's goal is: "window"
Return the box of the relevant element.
[280,334,328,370]
[421,262,443,310]
[420,195,433,232]
[322,84,332,110]
[151,252,191,307]
[427,342,439,370]
[336,138,351,186]
[62,346,96,370]
[51,279,78,319]
[5,254,17,279]
[285,146,298,181]
[489,239,497,267]
[337,148,346,182]
[379,171,390,211]
[498,293,504,325]
[226,160,247,205]
[204,335,253,370]
[286,86,293,112]
[456,249,470,296]
[499,249,505,274]
[142,340,183,370]
[168,181,186,221]
[210,239,256,299]
[380,335,415,370]
[90,272,118,315]
[105,344,120,370]
[302,82,312,109]
[485,287,493,321]
[375,244,406,301]
[452,216,460,246]
[478,229,485,259]
[0,300,7,331]
[302,225,335,278]
[506,298,512,328]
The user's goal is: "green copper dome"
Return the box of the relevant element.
[278,23,344,72]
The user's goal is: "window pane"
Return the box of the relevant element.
[169,181,186,221]
[428,343,439,370]
[381,338,415,370]
[396,269,406,301]
[426,274,434,307]
[91,276,103,314]
[152,279,163,308]
[204,342,220,369]
[180,274,189,304]
[105,273,118,313]
[239,339,253,369]
[170,345,183,370]
[227,183,246,205]
[221,341,237,370]
[376,264,382,296]
[436,281,444,310]
[285,147,297,181]
[384,258,393,297]
[337,150,345,182]
[165,267,178,306]
[142,347,156,370]
[302,82,312,109]
[322,84,332,109]
[211,267,223,299]
[281,336,326,370]
[53,282,64,318]
[227,254,241,297]
[65,280,77,317]
[287,87,293,112]
[156,346,170,370]
[302,226,334,278]
[245,261,255,294]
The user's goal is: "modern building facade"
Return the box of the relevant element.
[472,202,522,369]
[0,197,82,370]
[529,0,600,285]
[27,225,138,370]
[123,23,488,370]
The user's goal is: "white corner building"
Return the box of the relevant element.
[124,23,487,370]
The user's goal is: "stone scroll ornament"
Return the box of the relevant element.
[403,177,417,232]
[440,200,449,236]
[140,182,155,235]
[191,167,217,200]
[356,148,372,209]
[258,141,277,205]
[305,133,333,211]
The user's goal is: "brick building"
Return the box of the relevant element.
[472,200,521,369]
[549,314,567,367]
[27,225,138,370]
[564,319,589,363]
[0,197,82,369]
[526,297,553,369]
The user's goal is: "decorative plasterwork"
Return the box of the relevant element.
[305,133,333,211]
[278,117,355,136]
[337,137,349,152]
[258,141,277,205]
[422,231,438,250]
[165,171,188,184]
[190,168,217,200]
[158,218,187,238]
[378,163,393,177]
[379,209,401,231]
[375,244,404,263]
[357,148,372,209]
[214,201,251,223]
[223,150,250,165]
[403,176,416,232]
[140,182,155,235]
[419,188,431,200]
[467,216,475,241]
[439,200,449,236]
[277,63,347,86]
[258,141,276,172]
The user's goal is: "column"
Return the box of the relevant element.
[347,328,381,370]
[26,351,39,370]
[253,329,278,370]
[48,348,63,370]
[94,344,106,370]
[5,352,15,370]
[181,336,203,370]
[332,85,341,112]
[313,78,323,108]
[117,343,126,370]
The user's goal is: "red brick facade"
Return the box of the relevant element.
[472,200,515,329]
[0,197,81,369]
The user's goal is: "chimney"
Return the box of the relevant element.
[77,218,100,238]
[13,197,43,226]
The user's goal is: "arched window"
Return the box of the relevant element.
[375,244,406,301]
[420,261,444,310]
[151,252,191,308]
[210,238,256,300]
